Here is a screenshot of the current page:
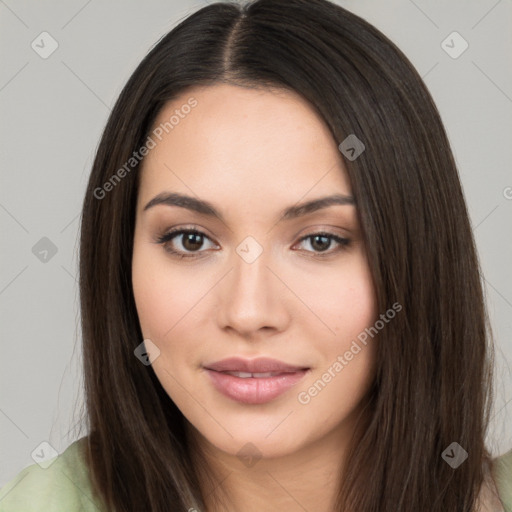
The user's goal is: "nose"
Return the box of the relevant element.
[215,243,291,338]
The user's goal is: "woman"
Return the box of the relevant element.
[1,0,511,510]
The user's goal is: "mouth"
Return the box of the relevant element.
[204,366,310,405]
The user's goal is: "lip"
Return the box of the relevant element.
[203,357,310,405]
[204,357,309,374]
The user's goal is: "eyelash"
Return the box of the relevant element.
[155,226,351,260]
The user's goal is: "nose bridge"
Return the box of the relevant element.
[216,235,287,334]
[230,236,274,307]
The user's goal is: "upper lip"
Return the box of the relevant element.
[204,357,309,373]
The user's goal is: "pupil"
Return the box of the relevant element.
[312,235,330,251]
[183,233,203,251]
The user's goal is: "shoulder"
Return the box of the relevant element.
[0,437,106,512]
[492,448,512,512]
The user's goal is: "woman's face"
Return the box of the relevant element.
[132,83,377,462]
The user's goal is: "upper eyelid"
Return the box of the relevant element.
[158,226,348,239]
[157,227,217,245]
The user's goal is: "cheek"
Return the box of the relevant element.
[294,266,377,424]
[296,256,376,343]
[132,244,202,340]
[132,242,176,339]
[335,273,376,340]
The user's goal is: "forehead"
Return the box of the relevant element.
[137,83,352,210]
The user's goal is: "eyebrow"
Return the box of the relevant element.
[143,191,355,222]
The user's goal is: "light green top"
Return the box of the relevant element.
[494,448,512,511]
[1,437,511,511]
[0,438,105,512]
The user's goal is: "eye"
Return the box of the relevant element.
[294,231,351,256]
[155,227,217,258]
[155,227,351,259]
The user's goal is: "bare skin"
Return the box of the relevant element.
[132,83,378,512]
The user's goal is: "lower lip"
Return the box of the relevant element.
[205,369,309,405]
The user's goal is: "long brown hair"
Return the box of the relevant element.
[78,0,496,510]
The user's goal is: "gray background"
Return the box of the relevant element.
[1,0,511,487]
